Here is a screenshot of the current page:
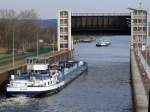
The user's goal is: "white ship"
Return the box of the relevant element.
[96,40,111,47]
[6,57,88,97]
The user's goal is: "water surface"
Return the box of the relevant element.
[0,35,132,112]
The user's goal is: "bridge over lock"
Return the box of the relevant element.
[71,13,131,35]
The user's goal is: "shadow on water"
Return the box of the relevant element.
[0,81,7,96]
[0,35,133,112]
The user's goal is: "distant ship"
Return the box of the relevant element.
[80,39,93,43]
[96,40,111,47]
[6,57,88,97]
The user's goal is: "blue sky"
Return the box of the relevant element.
[0,0,149,19]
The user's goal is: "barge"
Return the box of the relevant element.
[6,57,88,97]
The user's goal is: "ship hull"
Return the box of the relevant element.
[7,63,88,97]
[96,43,110,47]
[6,81,65,97]
[96,44,109,47]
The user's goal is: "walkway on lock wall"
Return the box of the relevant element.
[137,49,150,80]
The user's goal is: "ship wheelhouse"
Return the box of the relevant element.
[26,57,49,71]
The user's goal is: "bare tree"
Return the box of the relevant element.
[0,9,39,52]
[0,9,17,52]
[17,9,40,51]
[0,9,57,53]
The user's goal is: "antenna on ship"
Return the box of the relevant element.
[139,2,142,10]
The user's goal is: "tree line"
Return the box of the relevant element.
[0,9,56,53]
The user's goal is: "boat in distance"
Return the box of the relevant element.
[80,39,93,43]
[6,57,88,97]
[96,40,111,47]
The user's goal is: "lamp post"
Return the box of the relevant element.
[36,33,39,57]
[12,31,15,67]
[52,32,55,53]
[36,33,43,57]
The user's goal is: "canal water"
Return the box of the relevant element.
[0,35,133,112]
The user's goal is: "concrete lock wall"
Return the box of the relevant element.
[130,50,148,112]
[0,64,26,92]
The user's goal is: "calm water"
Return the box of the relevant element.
[0,35,133,112]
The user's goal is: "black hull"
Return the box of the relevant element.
[96,44,109,47]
